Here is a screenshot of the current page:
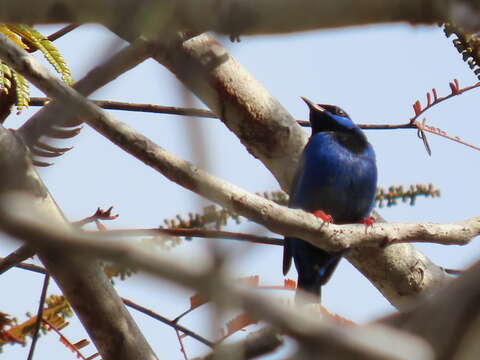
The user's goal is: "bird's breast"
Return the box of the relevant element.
[290,133,377,221]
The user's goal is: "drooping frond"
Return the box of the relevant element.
[10,70,29,114]
[0,24,78,164]
[0,24,28,50]
[0,61,12,94]
[8,24,74,85]
[0,295,72,349]
[0,24,74,118]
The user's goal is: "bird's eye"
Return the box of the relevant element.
[335,108,346,117]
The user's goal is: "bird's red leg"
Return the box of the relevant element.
[358,216,375,227]
[312,210,334,223]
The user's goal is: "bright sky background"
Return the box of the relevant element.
[1,22,480,359]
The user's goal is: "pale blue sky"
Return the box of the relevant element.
[1,23,479,359]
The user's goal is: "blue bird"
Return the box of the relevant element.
[283,97,377,302]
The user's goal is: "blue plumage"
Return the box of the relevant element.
[283,97,377,302]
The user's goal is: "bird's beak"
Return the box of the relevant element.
[300,97,325,112]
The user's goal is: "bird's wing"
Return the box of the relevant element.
[282,154,307,276]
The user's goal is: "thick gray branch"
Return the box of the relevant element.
[379,259,480,360]
[0,55,158,360]
[139,32,306,190]
[0,0,480,34]
[0,202,435,360]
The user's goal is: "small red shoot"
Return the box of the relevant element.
[413,100,422,116]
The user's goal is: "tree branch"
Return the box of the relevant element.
[29,97,217,118]
[122,298,214,347]
[109,30,452,309]
[1,252,217,349]
[193,327,283,360]
[87,220,480,249]
[379,259,480,359]
[0,200,434,360]
[0,244,35,275]
[12,51,469,246]
[116,31,307,191]
[26,273,50,360]
[23,96,432,130]
[0,49,159,360]
[46,24,80,42]
[0,31,453,309]
[0,1,478,35]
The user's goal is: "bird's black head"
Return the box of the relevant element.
[301,97,358,134]
[301,97,368,153]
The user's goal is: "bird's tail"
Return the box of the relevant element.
[294,246,345,304]
[295,276,323,305]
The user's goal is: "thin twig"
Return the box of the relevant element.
[175,328,189,360]
[26,97,418,130]
[416,121,480,151]
[122,298,214,347]
[13,261,46,274]
[26,273,50,360]
[28,97,218,118]
[407,79,480,153]
[92,228,283,246]
[409,80,480,124]
[73,206,119,227]
[0,245,35,275]
[47,24,80,42]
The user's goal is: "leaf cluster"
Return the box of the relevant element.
[375,184,440,208]
[443,22,480,79]
[0,24,72,117]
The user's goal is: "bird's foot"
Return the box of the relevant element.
[312,210,334,223]
[358,216,375,227]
